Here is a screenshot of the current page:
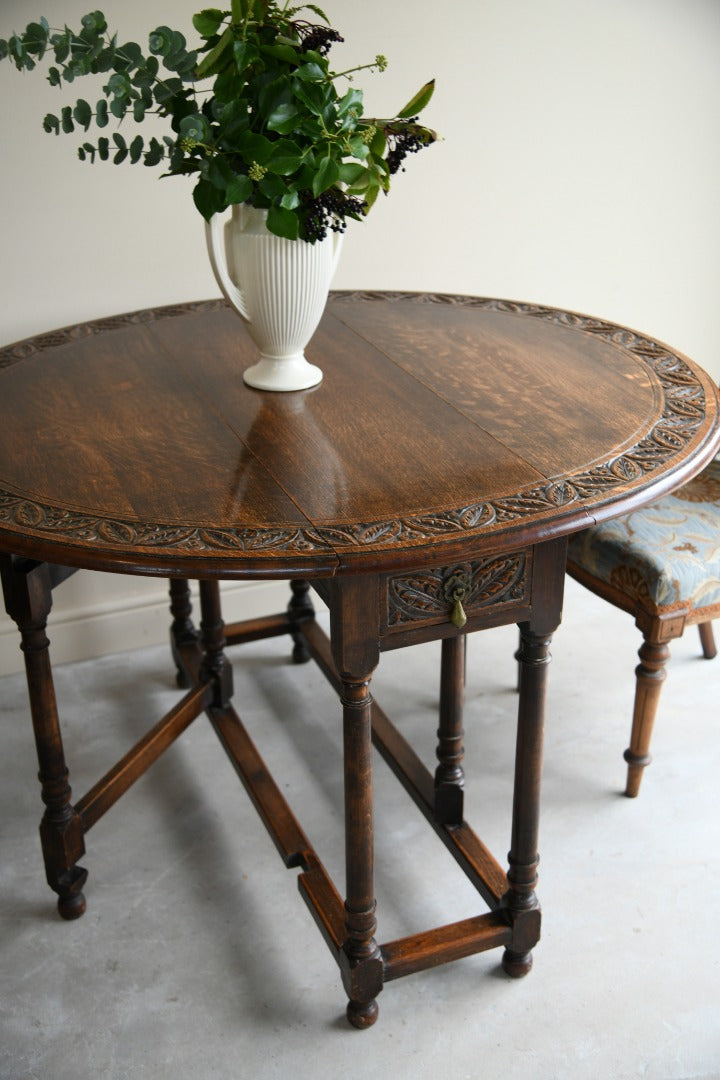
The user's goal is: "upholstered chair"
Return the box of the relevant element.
[566,457,720,796]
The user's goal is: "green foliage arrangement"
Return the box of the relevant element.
[0,2,437,242]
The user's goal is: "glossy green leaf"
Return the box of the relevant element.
[207,154,233,189]
[312,154,339,196]
[193,176,224,219]
[397,78,435,119]
[260,43,299,66]
[266,102,299,134]
[225,174,253,205]
[195,25,233,79]
[369,127,387,157]
[337,87,363,119]
[267,204,299,241]
[295,62,326,82]
[238,131,273,164]
[338,162,366,186]
[292,78,328,116]
[232,41,252,74]
[347,136,369,161]
[267,139,304,175]
[192,9,225,37]
[258,173,287,198]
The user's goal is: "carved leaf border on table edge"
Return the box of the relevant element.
[0,294,714,559]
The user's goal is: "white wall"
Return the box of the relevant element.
[1,0,719,674]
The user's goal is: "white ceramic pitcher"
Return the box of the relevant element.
[205,204,343,392]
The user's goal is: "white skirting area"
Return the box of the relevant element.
[0,574,292,677]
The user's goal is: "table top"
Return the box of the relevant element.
[0,293,718,579]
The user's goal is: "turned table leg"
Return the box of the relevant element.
[328,575,384,1027]
[288,579,315,664]
[198,580,233,708]
[502,623,552,977]
[434,635,466,825]
[341,673,383,1028]
[1,557,87,919]
[169,578,198,688]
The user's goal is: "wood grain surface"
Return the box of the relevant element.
[0,293,717,577]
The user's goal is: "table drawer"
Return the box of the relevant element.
[383,551,530,636]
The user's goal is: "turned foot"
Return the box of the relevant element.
[292,640,311,664]
[698,620,717,660]
[502,948,533,978]
[58,891,87,920]
[624,635,670,797]
[623,748,652,798]
[54,863,88,920]
[346,998,379,1029]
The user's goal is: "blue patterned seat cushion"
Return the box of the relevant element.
[567,457,720,611]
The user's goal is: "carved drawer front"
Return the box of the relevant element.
[384,552,530,634]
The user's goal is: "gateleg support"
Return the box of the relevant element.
[1,554,87,919]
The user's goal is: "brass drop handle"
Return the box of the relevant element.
[450,591,467,629]
[443,572,471,629]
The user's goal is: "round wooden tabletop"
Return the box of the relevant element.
[0,293,718,578]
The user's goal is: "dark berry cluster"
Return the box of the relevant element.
[294,22,344,56]
[300,188,367,243]
[386,119,428,175]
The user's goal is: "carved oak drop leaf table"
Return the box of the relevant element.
[1,293,718,1028]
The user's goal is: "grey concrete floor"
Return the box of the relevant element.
[1,577,719,1080]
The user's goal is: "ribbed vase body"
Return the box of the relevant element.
[206,205,343,391]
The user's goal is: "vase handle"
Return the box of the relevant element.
[205,211,251,322]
